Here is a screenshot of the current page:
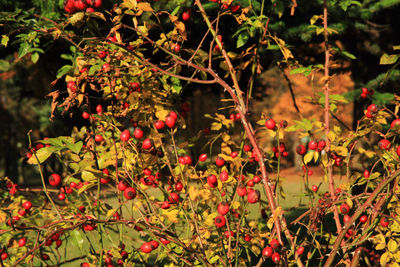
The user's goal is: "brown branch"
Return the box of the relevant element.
[322,0,342,237]
[324,170,400,267]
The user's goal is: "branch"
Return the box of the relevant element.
[322,0,342,236]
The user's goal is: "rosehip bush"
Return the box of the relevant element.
[1,0,400,266]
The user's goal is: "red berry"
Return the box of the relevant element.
[86,7,94,12]
[169,111,178,120]
[169,192,179,203]
[49,174,62,187]
[18,209,26,216]
[243,145,251,152]
[367,104,377,113]
[217,202,229,215]
[247,179,255,187]
[265,119,276,130]
[296,144,307,155]
[343,214,350,223]
[378,139,391,150]
[270,239,280,249]
[150,240,159,250]
[175,181,183,192]
[165,115,176,128]
[22,201,32,210]
[236,185,247,197]
[133,128,144,139]
[74,0,87,10]
[311,185,318,192]
[215,157,225,167]
[244,235,252,242]
[96,104,103,115]
[340,203,350,214]
[220,171,228,182]
[230,151,238,158]
[93,0,102,8]
[130,82,140,92]
[120,129,131,142]
[1,252,8,260]
[397,146,400,157]
[182,9,191,21]
[214,215,226,228]
[262,246,273,257]
[184,155,192,165]
[391,119,400,128]
[224,230,234,238]
[361,92,367,99]
[160,237,170,245]
[363,170,370,178]
[161,201,171,209]
[380,217,390,227]
[173,44,180,53]
[230,4,241,12]
[247,189,260,203]
[19,237,27,247]
[207,175,218,188]
[102,63,111,72]
[360,215,368,223]
[297,246,304,255]
[253,175,261,183]
[98,50,108,59]
[272,252,281,263]
[308,140,318,150]
[199,153,208,162]
[82,112,90,119]
[95,134,103,143]
[318,140,326,150]
[154,121,165,130]
[124,187,137,200]
[142,138,153,150]
[118,180,128,191]
[140,242,152,253]
[58,193,66,201]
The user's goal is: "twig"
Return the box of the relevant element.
[322,0,342,236]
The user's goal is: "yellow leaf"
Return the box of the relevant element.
[303,151,314,165]
[204,212,218,227]
[162,209,179,223]
[380,252,391,266]
[328,131,336,142]
[389,239,398,253]
[232,201,240,209]
[137,2,153,12]
[376,243,386,250]
[211,122,222,131]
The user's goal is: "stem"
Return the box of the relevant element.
[322,0,342,236]
[27,131,63,220]
[324,169,400,266]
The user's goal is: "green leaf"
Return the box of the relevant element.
[57,65,72,78]
[67,141,83,154]
[341,50,356,60]
[1,35,9,47]
[88,63,103,76]
[18,43,30,58]
[171,6,180,16]
[237,32,249,48]
[70,229,84,253]
[380,53,399,65]
[28,146,58,164]
[31,53,39,63]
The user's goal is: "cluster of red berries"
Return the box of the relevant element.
[262,239,287,264]
[272,142,289,158]
[360,87,374,99]
[209,0,241,12]
[64,0,102,14]
[229,113,241,121]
